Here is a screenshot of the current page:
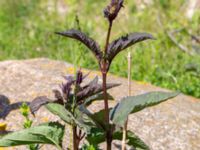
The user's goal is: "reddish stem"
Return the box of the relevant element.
[72,126,78,150]
[102,21,113,150]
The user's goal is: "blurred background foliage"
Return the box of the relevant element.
[0,0,199,98]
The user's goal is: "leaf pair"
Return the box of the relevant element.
[55,29,154,69]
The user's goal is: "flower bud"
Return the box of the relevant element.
[76,69,83,85]
[103,0,124,22]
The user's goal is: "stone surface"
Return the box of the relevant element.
[0,58,200,150]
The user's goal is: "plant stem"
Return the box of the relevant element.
[102,71,112,150]
[102,21,112,123]
[73,126,78,150]
[102,21,113,150]
[72,75,79,150]
[104,21,112,54]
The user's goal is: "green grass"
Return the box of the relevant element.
[0,0,200,98]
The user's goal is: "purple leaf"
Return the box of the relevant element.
[63,75,74,82]
[61,81,73,101]
[30,96,50,115]
[55,29,102,61]
[107,32,155,62]
[77,76,120,101]
[53,90,64,104]
[76,69,83,85]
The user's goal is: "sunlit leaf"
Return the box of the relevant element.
[46,103,74,124]
[0,122,64,150]
[46,103,94,133]
[110,91,179,127]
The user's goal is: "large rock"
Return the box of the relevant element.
[0,58,200,150]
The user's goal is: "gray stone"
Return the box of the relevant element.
[0,58,200,150]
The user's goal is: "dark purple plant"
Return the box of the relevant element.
[0,1,179,150]
[55,0,154,149]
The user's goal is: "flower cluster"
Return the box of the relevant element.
[60,69,84,103]
[104,0,124,22]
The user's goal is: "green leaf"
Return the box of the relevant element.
[91,108,113,131]
[86,127,105,146]
[46,103,95,133]
[46,103,75,124]
[74,108,96,133]
[113,130,150,150]
[110,91,179,127]
[78,105,108,131]
[0,122,64,150]
[86,128,149,150]
[84,92,114,106]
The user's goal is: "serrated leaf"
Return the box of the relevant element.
[110,92,179,127]
[107,33,154,62]
[0,122,64,150]
[55,29,103,61]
